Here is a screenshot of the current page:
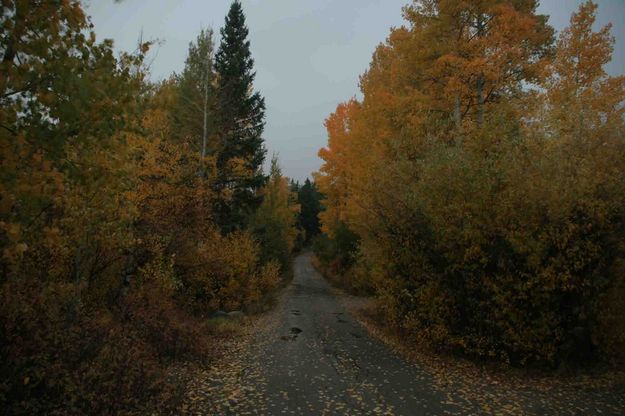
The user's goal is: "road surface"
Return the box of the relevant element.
[251,252,461,415]
[184,252,625,415]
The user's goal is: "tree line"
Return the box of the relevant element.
[315,0,625,366]
[0,0,319,413]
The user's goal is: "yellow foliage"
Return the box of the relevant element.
[251,157,300,272]
[0,2,283,412]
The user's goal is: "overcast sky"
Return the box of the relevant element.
[85,0,625,182]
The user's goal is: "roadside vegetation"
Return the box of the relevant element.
[0,1,300,413]
[315,0,625,368]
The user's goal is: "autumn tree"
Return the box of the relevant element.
[171,28,217,167]
[214,0,267,232]
[541,1,624,141]
[250,157,300,273]
[403,0,552,133]
[0,1,162,411]
[0,0,147,291]
[316,0,625,364]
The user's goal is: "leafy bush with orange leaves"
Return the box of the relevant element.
[316,1,625,365]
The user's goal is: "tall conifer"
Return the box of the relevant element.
[215,0,266,231]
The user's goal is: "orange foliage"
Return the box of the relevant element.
[316,1,625,365]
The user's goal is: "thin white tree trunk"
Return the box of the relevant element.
[201,50,211,176]
[477,75,485,126]
[454,94,463,145]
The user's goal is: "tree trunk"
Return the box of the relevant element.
[454,94,463,144]
[202,77,208,159]
[201,52,211,176]
[475,15,486,127]
[477,75,485,126]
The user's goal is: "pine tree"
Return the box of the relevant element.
[215,0,266,231]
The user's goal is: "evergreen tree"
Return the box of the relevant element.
[215,0,266,231]
[297,178,322,243]
[289,179,300,194]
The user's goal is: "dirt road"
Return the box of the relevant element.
[250,252,463,415]
[184,252,625,415]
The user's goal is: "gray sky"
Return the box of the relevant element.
[85,0,625,182]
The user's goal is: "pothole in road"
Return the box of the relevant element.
[337,318,348,324]
[350,332,362,339]
[280,327,303,341]
[291,310,301,316]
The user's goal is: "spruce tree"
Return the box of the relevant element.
[215,0,266,231]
